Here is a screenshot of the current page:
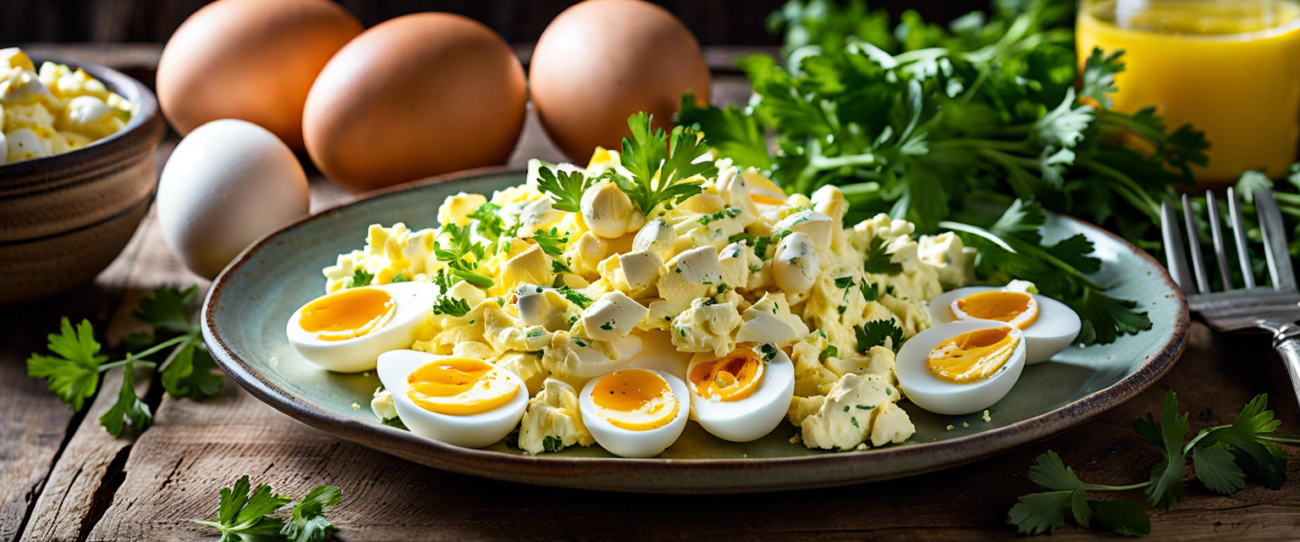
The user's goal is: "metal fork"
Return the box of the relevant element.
[1162,188,1300,408]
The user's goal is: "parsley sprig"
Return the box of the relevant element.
[854,319,904,353]
[535,166,595,214]
[1008,391,1299,536]
[26,286,222,436]
[608,112,717,217]
[433,223,494,288]
[194,475,341,542]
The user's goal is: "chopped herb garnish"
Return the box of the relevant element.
[347,269,374,288]
[862,237,903,276]
[431,296,472,317]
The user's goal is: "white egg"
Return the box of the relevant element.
[687,347,795,442]
[158,119,309,279]
[579,368,690,458]
[895,320,1027,415]
[376,349,527,448]
[286,282,440,373]
[927,286,1080,364]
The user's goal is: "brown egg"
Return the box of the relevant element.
[530,0,712,162]
[303,13,527,192]
[156,0,362,150]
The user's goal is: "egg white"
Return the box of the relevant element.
[579,369,690,458]
[895,320,1027,415]
[688,349,795,443]
[566,334,644,379]
[927,286,1081,364]
[376,349,528,448]
[286,281,440,373]
[623,330,691,380]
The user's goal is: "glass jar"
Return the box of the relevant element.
[1077,0,1300,184]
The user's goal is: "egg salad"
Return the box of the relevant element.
[310,141,998,455]
[0,47,135,164]
[294,114,1085,456]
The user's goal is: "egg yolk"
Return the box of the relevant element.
[951,291,1038,330]
[689,348,765,402]
[299,287,396,341]
[591,369,679,431]
[406,357,519,416]
[926,327,1020,384]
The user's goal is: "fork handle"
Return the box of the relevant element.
[1267,322,1300,410]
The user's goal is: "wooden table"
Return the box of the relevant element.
[3,45,1299,542]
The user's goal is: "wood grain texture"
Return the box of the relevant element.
[4,43,1300,541]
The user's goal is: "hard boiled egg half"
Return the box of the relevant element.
[376,350,527,448]
[895,320,1027,415]
[286,282,439,372]
[927,284,1080,364]
[686,346,794,442]
[579,368,690,458]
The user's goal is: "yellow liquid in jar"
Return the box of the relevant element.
[1077,0,1300,183]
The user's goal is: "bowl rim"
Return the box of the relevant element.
[0,52,165,187]
[202,167,1190,493]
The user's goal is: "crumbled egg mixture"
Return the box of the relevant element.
[328,152,976,454]
[0,48,135,164]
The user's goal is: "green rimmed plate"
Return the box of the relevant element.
[202,168,1188,493]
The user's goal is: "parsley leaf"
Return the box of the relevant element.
[854,319,904,353]
[1191,446,1246,496]
[161,341,223,400]
[543,435,564,453]
[26,318,105,410]
[531,228,569,258]
[862,237,902,275]
[134,285,200,334]
[194,475,293,542]
[535,166,593,213]
[1133,391,1190,510]
[431,296,472,318]
[556,287,593,309]
[1194,393,1288,489]
[347,269,374,289]
[282,485,341,542]
[99,361,152,436]
[434,224,494,288]
[612,112,714,216]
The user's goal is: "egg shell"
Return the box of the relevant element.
[895,320,1027,416]
[530,0,711,161]
[377,350,528,448]
[580,369,690,458]
[286,282,440,373]
[303,13,527,192]
[689,350,795,443]
[927,286,1081,364]
[156,0,362,148]
[157,119,309,279]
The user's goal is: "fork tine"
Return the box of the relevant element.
[1161,201,1195,293]
[1205,190,1234,290]
[1253,189,1297,291]
[1228,187,1257,289]
[1181,194,1210,293]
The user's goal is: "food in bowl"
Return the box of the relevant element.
[287,114,1083,456]
[0,47,135,164]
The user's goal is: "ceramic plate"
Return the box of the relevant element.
[202,168,1189,493]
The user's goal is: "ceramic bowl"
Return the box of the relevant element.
[0,55,166,305]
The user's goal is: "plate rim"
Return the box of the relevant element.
[201,167,1190,493]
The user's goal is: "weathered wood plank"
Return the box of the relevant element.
[80,309,1300,540]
